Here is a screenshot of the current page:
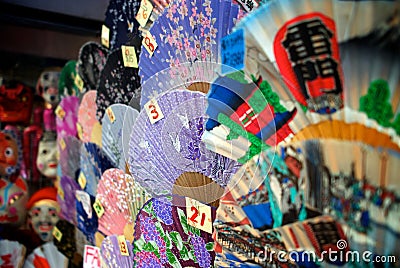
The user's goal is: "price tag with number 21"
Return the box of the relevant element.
[185,197,213,234]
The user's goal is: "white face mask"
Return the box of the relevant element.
[39,71,60,106]
[29,201,59,242]
[36,140,58,178]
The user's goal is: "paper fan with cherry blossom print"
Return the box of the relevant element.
[133,195,217,268]
[100,235,134,267]
[56,96,79,139]
[77,42,108,91]
[96,168,151,238]
[96,47,141,121]
[0,239,26,268]
[78,90,100,143]
[101,103,139,170]
[128,90,242,207]
[138,0,242,107]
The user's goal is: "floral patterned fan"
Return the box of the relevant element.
[96,47,141,121]
[133,195,216,268]
[128,90,241,206]
[77,42,108,91]
[96,168,151,237]
[78,90,100,143]
[138,0,242,107]
[101,104,139,170]
[100,235,134,267]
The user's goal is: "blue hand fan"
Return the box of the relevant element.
[75,190,98,245]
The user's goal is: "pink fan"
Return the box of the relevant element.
[78,90,100,143]
[56,96,80,139]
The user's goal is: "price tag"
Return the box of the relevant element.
[135,0,153,27]
[57,186,65,200]
[77,122,84,140]
[53,226,63,241]
[78,172,87,189]
[93,199,105,218]
[121,45,138,68]
[236,0,258,12]
[83,245,101,268]
[144,98,164,124]
[143,31,158,56]
[185,197,213,234]
[74,73,84,92]
[106,107,116,123]
[55,105,66,119]
[59,137,66,151]
[101,25,110,48]
[221,28,245,74]
[117,235,130,256]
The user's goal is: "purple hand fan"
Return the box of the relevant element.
[58,136,81,180]
[96,47,141,121]
[133,195,216,268]
[101,104,139,171]
[104,0,141,50]
[80,142,115,197]
[128,90,242,206]
[77,42,108,91]
[56,96,79,139]
[138,0,242,107]
[100,235,134,268]
[58,175,80,225]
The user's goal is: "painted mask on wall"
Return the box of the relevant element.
[0,131,20,176]
[0,177,28,226]
[27,187,60,242]
[37,132,58,179]
[36,71,61,107]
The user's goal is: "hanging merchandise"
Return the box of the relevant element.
[132,195,216,268]
[96,48,141,121]
[77,90,101,143]
[0,129,22,178]
[58,60,81,98]
[100,235,134,267]
[36,132,58,180]
[36,70,61,109]
[75,190,99,245]
[101,104,139,170]
[103,0,142,50]
[129,90,241,206]
[96,168,151,238]
[56,96,80,139]
[24,242,69,268]
[138,0,242,107]
[0,176,29,226]
[0,239,26,268]
[77,42,108,92]
[0,82,34,124]
[57,175,80,225]
[58,136,81,181]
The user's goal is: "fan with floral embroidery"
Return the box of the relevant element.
[100,235,134,267]
[78,90,101,144]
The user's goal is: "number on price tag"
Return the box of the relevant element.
[237,0,258,12]
[53,226,63,241]
[101,25,110,48]
[117,235,130,256]
[144,99,164,124]
[74,73,84,92]
[136,0,153,27]
[106,107,116,123]
[55,105,66,119]
[185,197,213,234]
[78,172,87,189]
[143,32,158,56]
[93,199,105,218]
[121,45,138,68]
[83,245,101,268]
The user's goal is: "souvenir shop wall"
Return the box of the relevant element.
[0,0,399,267]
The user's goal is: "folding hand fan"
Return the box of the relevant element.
[96,47,141,121]
[57,175,80,224]
[0,239,26,268]
[80,142,115,197]
[55,96,80,139]
[78,90,100,143]
[58,60,80,98]
[77,42,108,91]
[103,0,141,50]
[132,195,216,268]
[24,242,69,268]
[58,136,81,180]
[138,0,242,107]
[96,168,151,237]
[128,90,242,206]
[75,190,99,245]
[101,104,139,170]
[100,235,134,267]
